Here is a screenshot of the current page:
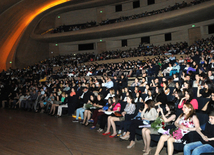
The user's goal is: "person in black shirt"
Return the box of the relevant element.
[202,91,214,114]
[184,110,214,155]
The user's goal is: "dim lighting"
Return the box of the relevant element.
[58,16,61,19]
[100,11,103,13]
[55,44,58,46]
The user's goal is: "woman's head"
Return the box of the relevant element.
[175,90,183,100]
[148,88,154,96]
[108,97,113,104]
[166,101,175,114]
[113,96,119,104]
[126,94,133,103]
[156,86,163,94]
[135,78,139,83]
[142,77,146,82]
[90,95,94,101]
[184,89,193,101]
[204,81,213,91]
[145,100,155,110]
[109,88,115,94]
[162,82,168,88]
[182,102,195,119]
[97,94,103,101]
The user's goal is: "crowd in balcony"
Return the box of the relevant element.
[51,0,209,34]
[1,36,214,154]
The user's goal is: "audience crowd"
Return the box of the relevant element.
[1,35,214,155]
[51,0,209,34]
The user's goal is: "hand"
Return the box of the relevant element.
[98,109,103,112]
[202,135,209,141]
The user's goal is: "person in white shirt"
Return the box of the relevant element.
[162,63,173,76]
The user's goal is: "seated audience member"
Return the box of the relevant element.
[162,81,170,96]
[169,62,180,76]
[39,93,48,113]
[102,94,135,137]
[119,74,128,89]
[202,91,214,114]
[142,84,150,94]
[173,82,181,94]
[131,78,141,87]
[181,81,192,92]
[97,96,121,133]
[57,89,76,117]
[184,110,214,155]
[153,86,167,107]
[173,90,184,109]
[150,78,159,87]
[197,80,213,98]
[178,89,198,110]
[172,74,179,82]
[168,78,176,87]
[117,105,144,137]
[45,93,54,113]
[49,92,66,115]
[134,92,143,103]
[120,100,157,149]
[75,94,96,124]
[140,77,147,87]
[103,77,114,89]
[89,95,109,129]
[144,88,153,103]
[142,102,176,155]
[208,70,214,80]
[104,88,115,100]
[192,73,200,88]
[154,102,200,155]
[78,87,91,108]
[162,63,173,76]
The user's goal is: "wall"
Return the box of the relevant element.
[57,8,97,27]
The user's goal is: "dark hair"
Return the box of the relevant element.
[209,110,214,117]
[148,88,154,97]
[165,101,175,116]
[162,81,169,89]
[205,80,213,92]
[176,90,184,100]
[184,89,194,102]
[113,96,119,104]
[108,97,113,105]
[139,105,144,111]
[157,86,164,94]
[145,99,155,111]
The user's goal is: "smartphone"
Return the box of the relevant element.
[158,104,160,109]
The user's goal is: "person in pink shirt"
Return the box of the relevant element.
[178,89,198,110]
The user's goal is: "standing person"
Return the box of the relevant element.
[183,110,214,155]
[154,102,200,155]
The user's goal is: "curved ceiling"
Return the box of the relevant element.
[0,0,125,71]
